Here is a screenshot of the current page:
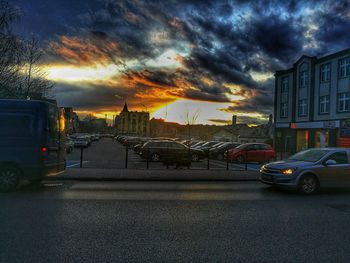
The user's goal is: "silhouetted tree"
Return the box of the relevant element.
[0,1,53,99]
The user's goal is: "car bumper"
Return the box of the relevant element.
[259,172,298,189]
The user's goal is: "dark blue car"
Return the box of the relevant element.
[0,99,66,191]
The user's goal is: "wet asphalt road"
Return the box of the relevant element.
[1,181,350,263]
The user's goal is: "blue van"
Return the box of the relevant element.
[0,99,66,191]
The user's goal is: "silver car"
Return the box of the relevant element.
[260,148,350,194]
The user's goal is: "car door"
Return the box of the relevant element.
[319,151,350,187]
[246,144,260,163]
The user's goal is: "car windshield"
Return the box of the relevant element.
[288,149,330,162]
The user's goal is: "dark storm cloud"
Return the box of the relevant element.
[223,88,273,115]
[13,0,350,123]
[313,0,350,53]
[53,83,129,110]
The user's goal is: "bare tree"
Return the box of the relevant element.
[183,107,200,140]
[0,0,22,98]
[22,35,54,99]
[0,1,53,99]
[0,0,21,34]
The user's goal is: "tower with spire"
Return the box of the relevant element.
[114,102,150,136]
[121,102,129,113]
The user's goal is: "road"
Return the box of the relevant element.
[67,138,261,171]
[1,180,350,262]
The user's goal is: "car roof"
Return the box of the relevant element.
[309,147,350,151]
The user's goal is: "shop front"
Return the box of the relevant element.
[275,121,341,155]
[338,119,350,147]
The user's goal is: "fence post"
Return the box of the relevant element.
[146,148,149,169]
[207,153,210,170]
[125,146,128,169]
[166,145,169,169]
[80,147,84,168]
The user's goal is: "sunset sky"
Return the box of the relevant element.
[12,0,350,124]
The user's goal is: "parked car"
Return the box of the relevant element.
[133,143,144,154]
[190,141,206,149]
[260,148,350,194]
[91,134,100,141]
[124,137,151,148]
[225,143,276,164]
[139,140,205,162]
[196,141,221,152]
[73,137,89,148]
[209,142,240,160]
[66,138,74,154]
[0,99,66,191]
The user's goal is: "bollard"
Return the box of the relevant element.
[80,146,84,168]
[125,146,128,169]
[226,157,229,170]
[207,155,210,170]
[245,151,248,171]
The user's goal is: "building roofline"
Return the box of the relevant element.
[317,48,350,63]
[275,47,350,75]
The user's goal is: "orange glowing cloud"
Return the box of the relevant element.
[50,36,120,65]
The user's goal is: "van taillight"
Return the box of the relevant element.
[41,147,48,153]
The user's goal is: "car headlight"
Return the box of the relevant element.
[281,168,296,175]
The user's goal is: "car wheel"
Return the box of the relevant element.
[217,153,224,161]
[151,153,160,162]
[0,166,20,192]
[191,153,199,162]
[299,174,319,194]
[236,155,245,163]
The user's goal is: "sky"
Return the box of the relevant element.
[12,0,350,124]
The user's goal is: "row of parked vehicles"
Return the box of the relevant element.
[115,135,277,164]
[65,133,101,153]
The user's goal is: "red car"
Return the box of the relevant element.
[225,143,276,164]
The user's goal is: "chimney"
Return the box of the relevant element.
[232,115,237,126]
[268,114,273,125]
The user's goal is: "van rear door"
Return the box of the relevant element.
[45,104,65,175]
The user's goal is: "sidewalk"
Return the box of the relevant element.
[52,168,259,181]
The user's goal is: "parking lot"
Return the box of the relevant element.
[67,138,261,171]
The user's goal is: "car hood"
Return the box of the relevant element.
[265,160,314,170]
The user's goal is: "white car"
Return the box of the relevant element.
[73,137,89,148]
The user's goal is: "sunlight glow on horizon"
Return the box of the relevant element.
[151,98,266,125]
[43,64,121,82]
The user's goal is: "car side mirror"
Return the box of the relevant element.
[324,159,337,166]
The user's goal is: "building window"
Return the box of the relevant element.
[339,57,350,78]
[281,76,289,93]
[338,92,350,112]
[280,103,288,118]
[299,70,308,88]
[320,63,330,82]
[298,99,308,116]
[319,95,329,114]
